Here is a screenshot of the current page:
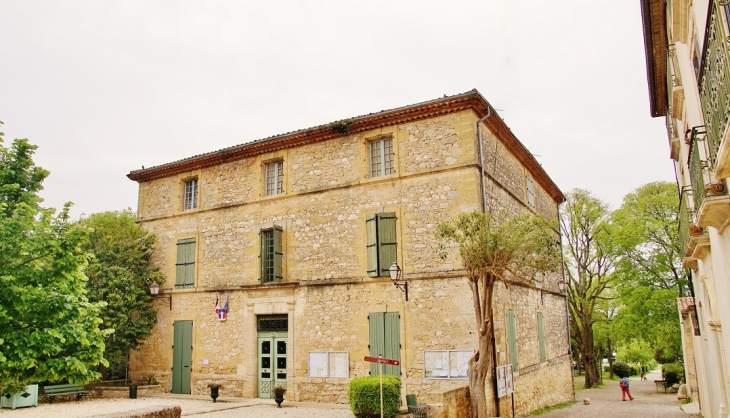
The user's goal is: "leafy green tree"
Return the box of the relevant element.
[79,210,165,379]
[437,209,561,418]
[616,338,653,365]
[611,182,684,363]
[0,125,108,389]
[560,188,616,388]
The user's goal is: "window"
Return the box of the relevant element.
[506,309,518,371]
[424,350,471,379]
[368,312,400,376]
[175,238,196,288]
[308,352,349,378]
[537,312,546,363]
[366,213,397,277]
[259,226,283,283]
[526,174,535,209]
[369,138,394,178]
[265,161,284,196]
[183,179,198,210]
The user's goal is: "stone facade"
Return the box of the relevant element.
[127,91,573,416]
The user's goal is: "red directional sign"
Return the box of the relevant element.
[364,356,400,366]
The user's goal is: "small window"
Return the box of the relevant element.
[369,138,394,178]
[526,174,535,209]
[424,350,471,379]
[175,238,196,288]
[183,179,198,210]
[265,161,284,196]
[259,226,283,283]
[309,352,349,378]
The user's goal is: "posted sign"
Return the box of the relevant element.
[496,364,514,398]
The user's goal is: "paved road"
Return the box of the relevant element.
[539,368,699,418]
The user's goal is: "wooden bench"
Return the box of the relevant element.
[44,384,89,403]
[654,380,669,393]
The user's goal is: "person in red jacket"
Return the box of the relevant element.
[620,377,634,401]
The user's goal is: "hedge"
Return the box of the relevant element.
[348,375,401,418]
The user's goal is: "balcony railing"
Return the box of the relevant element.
[688,127,709,210]
[667,44,682,97]
[679,186,693,257]
[698,0,730,168]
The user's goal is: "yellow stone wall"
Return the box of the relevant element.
[129,109,573,412]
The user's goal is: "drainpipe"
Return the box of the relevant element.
[477,107,500,417]
[477,107,491,214]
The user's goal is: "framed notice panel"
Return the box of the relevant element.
[424,350,471,379]
[308,352,348,378]
[496,364,514,398]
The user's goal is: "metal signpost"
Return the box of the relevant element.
[364,356,401,418]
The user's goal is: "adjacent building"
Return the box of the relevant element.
[641,0,730,416]
[127,90,573,416]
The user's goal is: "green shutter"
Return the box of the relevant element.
[175,240,186,287]
[274,225,283,282]
[377,212,397,276]
[369,313,385,375]
[537,312,546,363]
[184,239,195,287]
[175,238,195,288]
[258,229,264,283]
[366,215,378,277]
[383,312,401,377]
[506,310,518,371]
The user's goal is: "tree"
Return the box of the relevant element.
[437,209,561,418]
[560,189,615,388]
[79,210,165,380]
[610,182,684,363]
[0,125,109,389]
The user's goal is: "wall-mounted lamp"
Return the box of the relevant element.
[388,262,408,301]
[149,281,172,310]
[557,278,566,294]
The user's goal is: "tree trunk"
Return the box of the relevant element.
[469,333,493,418]
[581,317,598,388]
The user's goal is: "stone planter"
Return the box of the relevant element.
[274,392,284,408]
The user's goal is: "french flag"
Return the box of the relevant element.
[218,296,228,321]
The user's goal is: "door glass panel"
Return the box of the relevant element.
[262,357,271,368]
[262,341,271,354]
[262,372,271,378]
[277,357,287,369]
[277,341,286,354]
[277,373,286,379]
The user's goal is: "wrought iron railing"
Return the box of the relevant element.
[667,44,682,96]
[667,106,678,144]
[688,127,708,211]
[698,1,730,168]
[679,186,693,257]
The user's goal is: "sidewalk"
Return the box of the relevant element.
[537,368,700,418]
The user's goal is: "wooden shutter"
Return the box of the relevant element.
[383,312,401,376]
[258,229,264,284]
[175,238,195,288]
[366,215,378,277]
[506,310,518,371]
[537,312,546,363]
[369,313,385,375]
[274,225,283,282]
[377,212,397,276]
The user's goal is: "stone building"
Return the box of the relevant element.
[641,0,730,416]
[127,90,573,416]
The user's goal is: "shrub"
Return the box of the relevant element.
[348,375,401,418]
[612,362,632,378]
[662,362,685,386]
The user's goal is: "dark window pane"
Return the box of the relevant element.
[277,341,286,355]
[277,357,287,369]
[261,372,270,378]
[262,341,270,354]
[277,373,286,379]
[262,357,270,368]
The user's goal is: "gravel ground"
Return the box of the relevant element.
[537,368,700,418]
[0,396,355,418]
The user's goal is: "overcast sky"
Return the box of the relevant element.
[0,1,674,217]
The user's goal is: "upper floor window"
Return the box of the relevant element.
[259,225,283,283]
[366,212,397,277]
[369,138,394,178]
[265,161,284,196]
[183,179,198,210]
[175,238,196,288]
[526,174,535,209]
